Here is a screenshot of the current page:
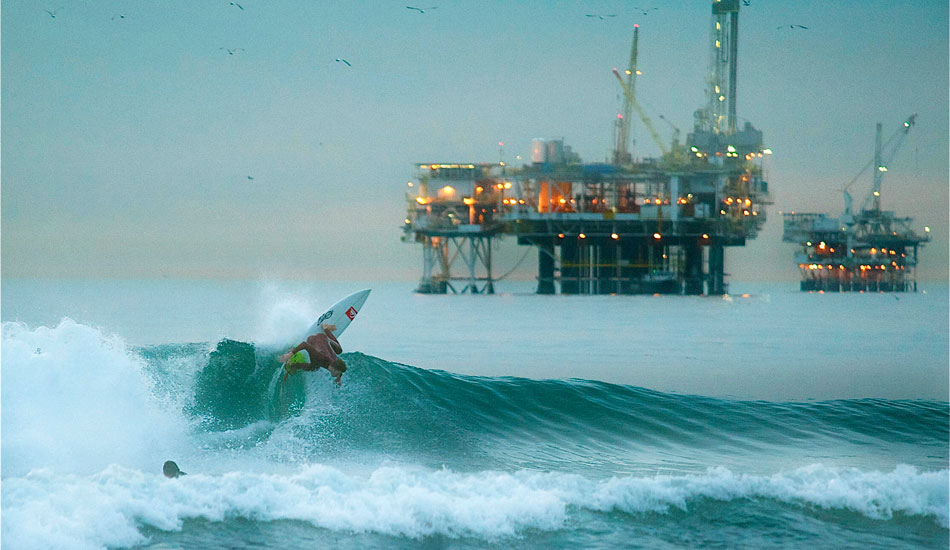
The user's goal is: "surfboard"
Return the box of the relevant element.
[300,288,371,342]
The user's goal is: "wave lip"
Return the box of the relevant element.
[2,464,946,549]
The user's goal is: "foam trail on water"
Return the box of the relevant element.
[2,463,946,550]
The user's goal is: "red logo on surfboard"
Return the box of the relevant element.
[345,307,358,320]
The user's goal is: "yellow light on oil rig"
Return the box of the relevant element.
[653,232,662,240]
[463,197,475,205]
[702,233,709,239]
[441,186,456,195]
[415,197,431,205]
[475,186,483,193]
[625,69,632,75]
[407,181,414,187]
[404,218,411,224]
[611,233,619,240]
[925,226,931,232]
[873,191,881,196]
[818,242,826,250]
[496,183,504,190]
[727,145,736,153]
[806,241,812,246]
[762,148,773,155]
[877,166,888,172]
[635,70,642,75]
[579,233,587,239]
[870,248,877,254]
[559,198,567,204]
[558,233,565,239]
[504,182,512,189]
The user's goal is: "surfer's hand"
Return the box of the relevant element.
[322,323,337,331]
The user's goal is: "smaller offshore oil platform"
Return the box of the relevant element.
[782,115,931,292]
[402,0,773,295]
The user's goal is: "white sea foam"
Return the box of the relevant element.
[1,320,190,477]
[2,463,946,550]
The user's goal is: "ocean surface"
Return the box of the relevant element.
[2,279,948,549]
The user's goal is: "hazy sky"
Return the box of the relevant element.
[2,1,947,282]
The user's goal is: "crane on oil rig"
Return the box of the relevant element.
[841,114,917,221]
[611,25,670,159]
[613,67,668,157]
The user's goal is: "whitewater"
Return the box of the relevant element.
[2,280,948,549]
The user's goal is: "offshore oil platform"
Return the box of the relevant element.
[402,0,772,295]
[782,115,931,292]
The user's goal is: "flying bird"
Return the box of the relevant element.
[111,14,126,20]
[335,58,352,67]
[230,2,244,10]
[406,6,437,13]
[743,0,751,5]
[778,24,808,29]
[247,176,255,181]
[220,47,245,55]
[585,14,616,20]
[44,7,63,18]
[633,6,658,15]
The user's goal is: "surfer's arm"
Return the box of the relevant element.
[322,324,343,353]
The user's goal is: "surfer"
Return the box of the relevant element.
[163,460,186,478]
[279,323,347,385]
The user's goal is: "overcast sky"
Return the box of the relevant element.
[2,1,947,282]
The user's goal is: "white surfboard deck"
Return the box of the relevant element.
[299,288,371,342]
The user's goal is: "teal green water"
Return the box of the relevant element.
[2,281,947,549]
[119,341,949,549]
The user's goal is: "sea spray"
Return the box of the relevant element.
[1,320,189,477]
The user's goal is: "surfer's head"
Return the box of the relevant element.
[329,358,346,375]
[163,460,186,478]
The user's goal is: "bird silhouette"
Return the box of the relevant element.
[230,2,244,10]
[335,58,352,67]
[44,7,63,18]
[220,47,245,55]
[406,6,437,13]
[585,14,616,20]
[778,24,808,29]
[111,14,125,20]
[633,6,658,15]
[247,176,255,181]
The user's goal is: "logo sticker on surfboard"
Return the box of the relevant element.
[346,307,358,320]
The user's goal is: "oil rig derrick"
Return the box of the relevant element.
[402,0,773,295]
[782,115,931,292]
